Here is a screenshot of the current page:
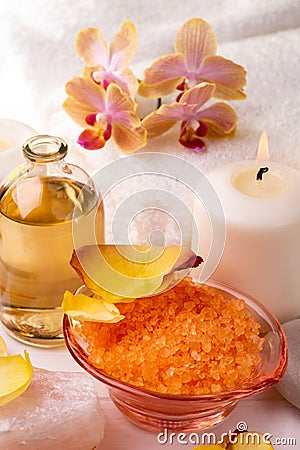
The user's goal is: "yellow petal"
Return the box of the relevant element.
[71,245,202,301]
[0,336,8,356]
[175,18,217,68]
[0,351,33,406]
[62,290,124,323]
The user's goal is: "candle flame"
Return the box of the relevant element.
[256,131,270,161]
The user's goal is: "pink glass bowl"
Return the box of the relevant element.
[63,281,287,432]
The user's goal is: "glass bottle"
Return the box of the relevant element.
[0,135,104,347]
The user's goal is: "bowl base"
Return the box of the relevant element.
[110,390,238,432]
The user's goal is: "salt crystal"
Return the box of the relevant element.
[166,367,175,376]
[0,368,104,450]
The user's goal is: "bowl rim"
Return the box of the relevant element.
[63,279,288,401]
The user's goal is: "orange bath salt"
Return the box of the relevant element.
[77,277,264,395]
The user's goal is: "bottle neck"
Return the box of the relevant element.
[23,135,68,163]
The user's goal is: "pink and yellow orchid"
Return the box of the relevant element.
[64,17,246,153]
[63,76,146,152]
[139,18,246,101]
[76,20,138,100]
[142,83,237,151]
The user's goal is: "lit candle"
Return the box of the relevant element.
[231,132,288,198]
[195,132,300,322]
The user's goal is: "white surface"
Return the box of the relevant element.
[1,321,299,450]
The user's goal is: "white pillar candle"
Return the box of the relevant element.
[195,134,300,323]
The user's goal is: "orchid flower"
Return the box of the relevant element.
[139,18,246,100]
[76,20,138,100]
[63,76,146,152]
[141,83,237,151]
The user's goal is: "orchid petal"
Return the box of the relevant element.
[84,66,138,100]
[141,112,178,138]
[106,83,137,121]
[200,55,247,100]
[138,78,184,98]
[78,129,106,150]
[112,122,146,153]
[176,80,188,91]
[197,102,238,136]
[180,83,215,108]
[86,113,97,126]
[179,125,206,151]
[65,77,107,111]
[175,18,217,71]
[103,122,112,141]
[138,53,186,97]
[109,20,138,70]
[76,27,109,68]
[142,101,202,138]
[83,64,104,82]
[150,102,190,120]
[141,109,178,138]
[117,110,143,128]
[107,84,144,133]
[63,97,96,128]
[76,23,138,101]
[141,101,195,139]
[116,68,139,100]
[196,121,208,137]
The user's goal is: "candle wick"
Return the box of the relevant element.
[256,167,269,181]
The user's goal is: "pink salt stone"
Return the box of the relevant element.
[0,368,104,449]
